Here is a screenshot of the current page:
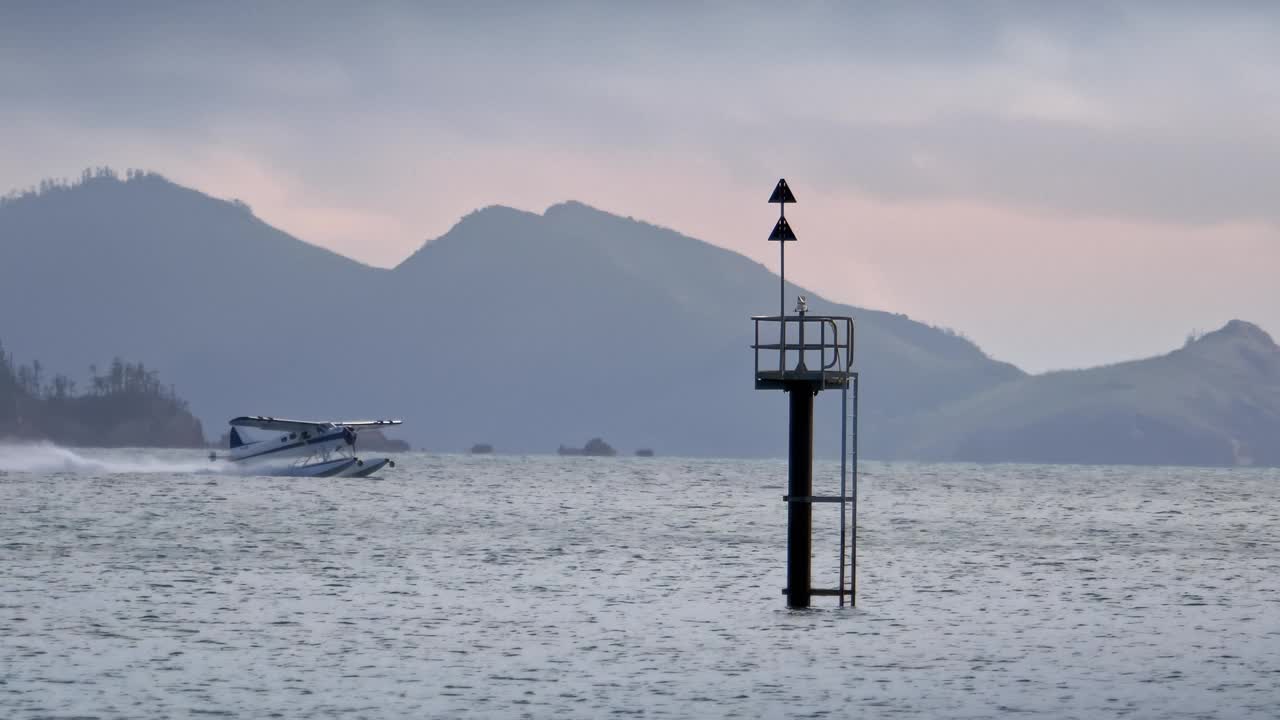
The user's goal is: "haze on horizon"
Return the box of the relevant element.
[2,2,1276,372]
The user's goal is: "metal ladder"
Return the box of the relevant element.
[838,372,860,606]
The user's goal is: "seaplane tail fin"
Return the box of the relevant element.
[229,427,248,449]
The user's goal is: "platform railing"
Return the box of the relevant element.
[751,314,855,385]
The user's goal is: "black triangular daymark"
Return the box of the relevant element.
[768,217,797,242]
[768,178,797,204]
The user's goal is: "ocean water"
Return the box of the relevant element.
[2,446,1278,719]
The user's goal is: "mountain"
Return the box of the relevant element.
[0,170,1019,457]
[0,170,389,434]
[381,199,1023,456]
[889,320,1280,466]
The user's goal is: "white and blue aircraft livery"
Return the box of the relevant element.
[224,416,403,477]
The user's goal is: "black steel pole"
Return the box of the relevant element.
[779,202,786,373]
[787,385,814,608]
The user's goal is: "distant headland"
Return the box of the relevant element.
[0,340,205,448]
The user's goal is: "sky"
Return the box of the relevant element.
[2,2,1277,372]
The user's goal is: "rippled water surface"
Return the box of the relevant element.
[2,448,1279,718]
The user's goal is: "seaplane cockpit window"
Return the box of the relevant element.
[290,433,297,440]
[302,431,311,440]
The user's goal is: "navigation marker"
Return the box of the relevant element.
[769,217,797,242]
[748,178,861,609]
[768,178,797,205]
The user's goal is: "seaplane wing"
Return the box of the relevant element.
[229,416,328,432]
[334,420,404,429]
[229,416,402,432]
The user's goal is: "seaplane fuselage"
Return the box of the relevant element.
[229,423,353,464]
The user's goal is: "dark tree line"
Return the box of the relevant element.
[0,340,205,447]
[0,167,157,207]
[2,167,253,215]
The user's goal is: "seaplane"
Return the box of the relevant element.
[215,416,404,477]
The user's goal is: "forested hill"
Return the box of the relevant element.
[0,341,206,447]
[0,170,1019,458]
[2,170,1273,464]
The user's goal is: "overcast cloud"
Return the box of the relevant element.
[2,2,1277,370]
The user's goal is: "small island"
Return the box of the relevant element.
[354,429,410,452]
[635,448,654,457]
[470,443,494,454]
[557,437,617,457]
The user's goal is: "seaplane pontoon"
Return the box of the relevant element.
[220,416,403,477]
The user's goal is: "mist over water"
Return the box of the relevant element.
[0,442,219,475]
[2,453,1278,718]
